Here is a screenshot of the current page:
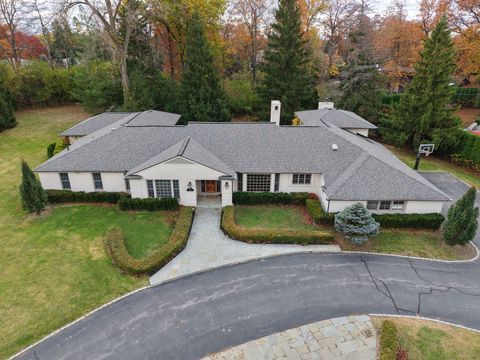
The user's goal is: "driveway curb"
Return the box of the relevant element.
[369,314,480,333]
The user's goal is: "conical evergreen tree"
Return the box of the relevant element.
[0,81,16,132]
[258,0,318,124]
[179,12,230,123]
[380,16,460,150]
[443,187,479,245]
[20,161,48,214]
[334,203,380,245]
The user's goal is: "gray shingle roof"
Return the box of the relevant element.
[37,118,448,202]
[60,110,181,136]
[295,109,378,129]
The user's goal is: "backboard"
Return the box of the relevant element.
[419,144,435,156]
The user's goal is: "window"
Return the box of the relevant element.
[274,174,280,192]
[147,180,154,198]
[292,174,312,185]
[237,173,243,192]
[155,180,172,198]
[246,174,271,192]
[60,173,71,190]
[379,201,391,210]
[366,201,379,210]
[125,179,130,191]
[173,180,180,199]
[392,201,404,210]
[92,173,103,190]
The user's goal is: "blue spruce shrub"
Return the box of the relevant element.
[335,203,380,244]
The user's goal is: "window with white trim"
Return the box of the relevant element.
[60,173,71,190]
[391,201,405,210]
[274,174,280,192]
[246,174,271,192]
[125,179,130,191]
[172,180,180,199]
[379,201,391,210]
[237,173,243,192]
[147,180,155,198]
[146,180,180,199]
[366,201,379,210]
[92,173,103,190]
[292,174,312,185]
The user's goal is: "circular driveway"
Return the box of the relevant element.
[14,172,480,360]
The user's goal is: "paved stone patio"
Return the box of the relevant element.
[203,315,377,360]
[150,205,340,284]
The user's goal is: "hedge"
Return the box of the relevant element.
[306,199,444,229]
[232,192,315,205]
[46,189,129,203]
[104,206,194,275]
[118,197,179,211]
[221,206,334,245]
[380,320,398,360]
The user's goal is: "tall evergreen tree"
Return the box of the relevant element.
[0,80,16,132]
[20,161,48,214]
[179,12,230,123]
[380,16,460,150]
[443,187,479,245]
[258,0,318,124]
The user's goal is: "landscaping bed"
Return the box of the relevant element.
[372,317,480,360]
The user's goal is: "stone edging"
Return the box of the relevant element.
[9,243,480,359]
[369,314,480,334]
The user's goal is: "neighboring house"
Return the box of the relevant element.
[35,102,450,213]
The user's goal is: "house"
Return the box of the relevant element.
[35,102,450,213]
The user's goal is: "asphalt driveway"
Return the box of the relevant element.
[13,171,480,360]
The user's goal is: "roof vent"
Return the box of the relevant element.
[332,144,338,151]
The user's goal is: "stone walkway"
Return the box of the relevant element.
[150,205,340,284]
[203,315,377,360]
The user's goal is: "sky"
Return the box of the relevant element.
[372,0,420,19]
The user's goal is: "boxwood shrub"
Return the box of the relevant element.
[118,197,179,211]
[221,206,334,245]
[380,320,398,360]
[104,206,194,275]
[233,192,315,205]
[306,199,444,229]
[46,189,129,203]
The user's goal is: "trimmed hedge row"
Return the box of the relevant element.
[118,197,179,211]
[380,320,398,360]
[306,199,444,229]
[104,206,194,275]
[46,189,129,203]
[232,191,316,205]
[221,206,334,245]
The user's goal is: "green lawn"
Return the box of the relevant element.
[235,205,317,230]
[0,106,148,359]
[373,317,480,360]
[389,146,480,188]
[336,229,474,260]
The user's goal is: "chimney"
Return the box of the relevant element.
[270,100,281,126]
[318,102,334,110]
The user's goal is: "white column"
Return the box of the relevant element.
[242,173,247,192]
[270,174,275,192]
[221,180,233,207]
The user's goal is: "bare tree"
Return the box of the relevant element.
[65,0,144,103]
[321,0,356,68]
[231,0,269,83]
[28,0,53,66]
[0,0,24,69]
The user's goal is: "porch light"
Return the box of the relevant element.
[224,181,229,189]
[187,182,194,191]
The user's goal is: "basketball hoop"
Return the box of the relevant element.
[414,144,435,170]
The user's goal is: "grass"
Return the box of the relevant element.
[372,317,480,360]
[336,229,476,260]
[388,145,480,188]
[0,106,149,359]
[235,205,317,231]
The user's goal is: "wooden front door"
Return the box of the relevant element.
[205,180,217,193]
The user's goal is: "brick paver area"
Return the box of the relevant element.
[150,204,340,285]
[204,315,377,360]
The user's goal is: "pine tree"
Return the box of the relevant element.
[443,187,479,245]
[258,0,318,124]
[179,12,230,124]
[334,203,380,245]
[20,161,48,214]
[380,16,460,150]
[0,81,16,132]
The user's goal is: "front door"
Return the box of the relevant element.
[205,180,217,193]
